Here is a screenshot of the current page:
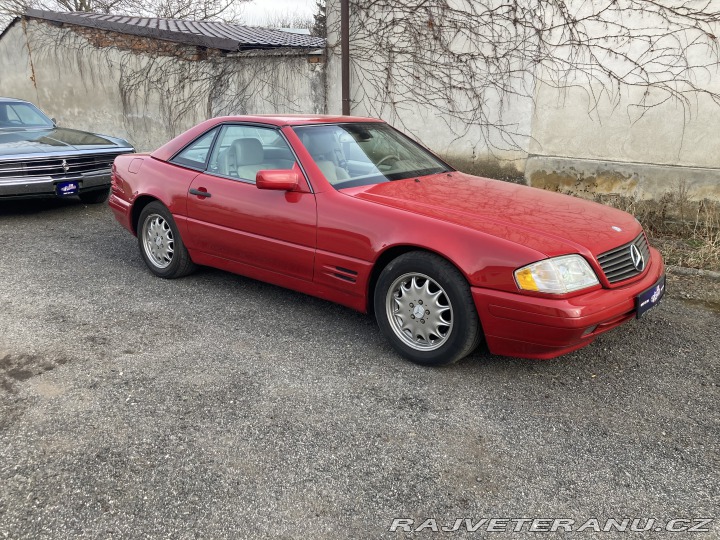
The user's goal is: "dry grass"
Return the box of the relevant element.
[591,183,720,272]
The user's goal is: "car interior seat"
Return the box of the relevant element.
[218,138,269,180]
[303,132,350,184]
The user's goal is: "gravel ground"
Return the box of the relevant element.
[0,199,718,539]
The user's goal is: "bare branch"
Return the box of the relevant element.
[328,0,720,154]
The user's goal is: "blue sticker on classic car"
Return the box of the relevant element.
[636,274,665,318]
[56,181,79,196]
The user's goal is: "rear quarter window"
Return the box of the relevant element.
[170,128,219,170]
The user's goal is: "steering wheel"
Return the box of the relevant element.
[376,154,401,168]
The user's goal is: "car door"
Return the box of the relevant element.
[183,124,317,282]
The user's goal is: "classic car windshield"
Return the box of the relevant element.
[293,123,451,189]
[0,102,54,129]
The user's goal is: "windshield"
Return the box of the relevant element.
[293,123,451,189]
[0,102,54,129]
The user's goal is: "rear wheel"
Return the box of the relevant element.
[137,202,196,278]
[374,251,481,366]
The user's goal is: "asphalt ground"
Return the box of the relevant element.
[0,198,718,539]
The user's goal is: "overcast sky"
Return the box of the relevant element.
[239,0,317,25]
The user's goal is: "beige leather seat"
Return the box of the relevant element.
[219,138,268,180]
[303,132,350,185]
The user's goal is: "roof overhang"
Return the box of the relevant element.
[23,9,326,53]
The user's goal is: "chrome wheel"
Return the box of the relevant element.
[385,272,453,351]
[141,213,174,269]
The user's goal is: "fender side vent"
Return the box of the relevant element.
[324,265,358,283]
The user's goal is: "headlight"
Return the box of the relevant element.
[515,255,599,294]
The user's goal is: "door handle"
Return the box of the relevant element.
[189,188,211,198]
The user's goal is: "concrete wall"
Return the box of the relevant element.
[4,7,718,201]
[325,1,720,200]
[324,1,534,181]
[0,18,326,152]
[529,59,720,200]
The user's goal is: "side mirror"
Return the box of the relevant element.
[256,169,300,191]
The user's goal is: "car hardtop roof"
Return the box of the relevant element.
[0,97,32,104]
[210,114,382,126]
[151,114,386,161]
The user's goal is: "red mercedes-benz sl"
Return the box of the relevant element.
[110,115,665,366]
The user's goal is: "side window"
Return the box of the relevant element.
[5,106,20,123]
[170,128,219,170]
[208,125,296,182]
[11,105,46,125]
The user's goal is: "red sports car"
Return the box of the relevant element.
[110,115,665,366]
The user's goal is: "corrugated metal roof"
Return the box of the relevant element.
[24,9,325,51]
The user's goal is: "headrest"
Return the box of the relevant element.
[304,131,337,157]
[230,138,263,166]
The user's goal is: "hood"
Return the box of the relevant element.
[342,172,643,258]
[0,127,131,157]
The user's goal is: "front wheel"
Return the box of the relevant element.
[374,251,482,366]
[137,201,196,278]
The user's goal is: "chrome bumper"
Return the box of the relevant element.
[0,171,110,198]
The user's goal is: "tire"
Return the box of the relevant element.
[374,251,482,366]
[78,188,110,204]
[137,201,196,278]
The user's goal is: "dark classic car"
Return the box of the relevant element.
[0,97,134,203]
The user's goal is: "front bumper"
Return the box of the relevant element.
[473,248,665,359]
[0,171,110,199]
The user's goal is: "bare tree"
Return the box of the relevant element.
[327,0,720,153]
[251,10,314,32]
[312,0,326,37]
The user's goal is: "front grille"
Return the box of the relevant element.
[0,153,122,180]
[597,233,651,283]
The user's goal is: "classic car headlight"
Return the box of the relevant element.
[515,255,599,294]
